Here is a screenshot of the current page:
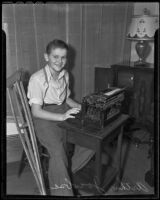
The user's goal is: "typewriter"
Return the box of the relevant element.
[80,87,125,129]
[67,87,125,130]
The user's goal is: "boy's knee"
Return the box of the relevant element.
[49,143,67,157]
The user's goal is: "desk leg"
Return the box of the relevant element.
[115,125,123,187]
[95,140,102,188]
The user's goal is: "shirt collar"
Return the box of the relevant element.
[45,65,66,82]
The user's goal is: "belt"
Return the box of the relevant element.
[43,103,57,107]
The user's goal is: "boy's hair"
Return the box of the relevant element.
[46,39,69,55]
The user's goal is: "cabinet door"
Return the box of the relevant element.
[133,70,154,123]
[116,69,134,89]
[115,69,135,115]
[95,67,113,92]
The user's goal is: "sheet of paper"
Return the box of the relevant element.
[104,88,121,96]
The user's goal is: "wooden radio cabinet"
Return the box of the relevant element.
[95,62,154,127]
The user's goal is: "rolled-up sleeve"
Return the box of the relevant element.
[27,77,44,106]
[65,72,71,98]
[67,84,71,98]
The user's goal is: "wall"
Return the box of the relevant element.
[3,3,133,116]
[130,2,159,64]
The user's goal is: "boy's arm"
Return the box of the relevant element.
[66,97,81,110]
[31,104,80,121]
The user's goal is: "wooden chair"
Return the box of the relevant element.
[7,69,49,195]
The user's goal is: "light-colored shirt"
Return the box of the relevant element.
[27,65,71,106]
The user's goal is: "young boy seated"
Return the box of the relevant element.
[27,39,95,196]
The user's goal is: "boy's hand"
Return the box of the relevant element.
[63,108,80,120]
[76,104,81,110]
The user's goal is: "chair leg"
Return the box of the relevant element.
[18,149,28,177]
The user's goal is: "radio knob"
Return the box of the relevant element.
[130,76,134,81]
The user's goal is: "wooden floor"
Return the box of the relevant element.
[6,130,155,196]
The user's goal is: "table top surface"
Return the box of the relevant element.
[111,62,154,69]
[58,114,129,140]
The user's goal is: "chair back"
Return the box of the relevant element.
[7,70,46,195]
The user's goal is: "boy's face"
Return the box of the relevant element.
[45,48,67,72]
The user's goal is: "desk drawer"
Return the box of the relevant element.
[67,131,99,151]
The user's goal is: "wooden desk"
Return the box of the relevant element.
[59,114,129,192]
